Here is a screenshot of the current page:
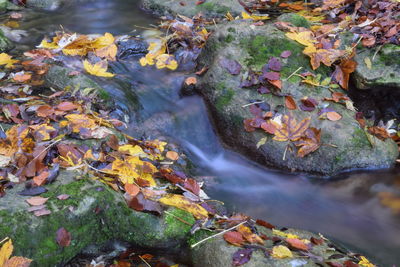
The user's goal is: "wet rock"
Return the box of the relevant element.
[191,228,362,267]
[26,0,63,10]
[117,37,148,59]
[0,171,194,266]
[142,0,243,18]
[196,20,398,176]
[353,44,400,90]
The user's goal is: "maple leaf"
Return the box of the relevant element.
[295,127,321,157]
[93,33,117,61]
[159,194,208,219]
[83,60,115,77]
[237,224,264,245]
[155,54,178,70]
[0,53,19,68]
[273,114,311,142]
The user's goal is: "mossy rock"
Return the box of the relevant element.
[191,227,362,267]
[0,28,14,52]
[197,21,398,176]
[0,171,194,266]
[352,44,400,90]
[142,0,242,18]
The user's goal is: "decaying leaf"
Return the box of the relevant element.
[223,231,245,246]
[271,245,293,259]
[273,114,311,142]
[56,227,71,247]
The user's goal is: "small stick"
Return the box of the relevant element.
[372,45,383,61]
[190,221,247,249]
[321,143,338,148]
[164,210,192,226]
[282,145,289,161]
[284,67,302,81]
[32,138,62,162]
[138,255,152,267]
[242,101,265,108]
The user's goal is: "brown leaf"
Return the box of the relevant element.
[183,178,200,195]
[36,105,54,117]
[286,238,308,251]
[56,227,71,247]
[223,231,245,246]
[256,219,275,229]
[57,102,79,111]
[333,59,357,90]
[273,114,311,142]
[285,96,297,110]
[237,224,264,245]
[295,128,321,157]
[124,183,140,197]
[33,208,51,217]
[367,126,390,141]
[326,111,342,121]
[166,151,179,161]
[269,79,282,90]
[4,256,32,267]
[184,77,197,86]
[26,196,49,206]
[220,58,242,75]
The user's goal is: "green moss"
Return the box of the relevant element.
[165,208,195,238]
[188,229,214,247]
[216,88,235,111]
[195,2,229,14]
[98,88,111,100]
[225,34,234,43]
[279,13,310,28]
[228,27,236,33]
[350,128,370,149]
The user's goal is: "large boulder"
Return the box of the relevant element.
[0,171,195,266]
[196,21,398,176]
[142,0,243,18]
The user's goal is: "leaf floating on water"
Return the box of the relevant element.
[271,245,293,259]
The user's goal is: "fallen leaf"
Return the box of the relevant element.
[56,227,71,247]
[220,58,242,75]
[83,60,115,77]
[285,96,297,110]
[223,231,245,246]
[281,50,292,58]
[367,126,390,141]
[159,194,208,219]
[237,224,264,244]
[273,114,311,142]
[296,127,321,157]
[33,208,51,217]
[271,245,293,259]
[333,59,357,90]
[26,196,49,206]
[0,53,19,68]
[4,256,32,267]
[286,238,308,251]
[166,151,179,161]
[185,77,197,85]
[57,194,70,200]
[0,239,13,266]
[232,248,253,266]
[326,111,342,121]
[124,183,140,197]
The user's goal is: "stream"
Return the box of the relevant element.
[7,0,400,265]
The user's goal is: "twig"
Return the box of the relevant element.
[283,145,289,161]
[241,101,265,108]
[164,210,192,226]
[190,221,247,249]
[321,143,338,148]
[0,237,9,245]
[138,255,152,267]
[32,138,62,162]
[284,67,302,81]
[372,45,383,61]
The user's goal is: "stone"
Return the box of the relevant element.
[0,28,14,52]
[353,44,400,90]
[196,20,398,176]
[0,171,194,266]
[142,0,243,18]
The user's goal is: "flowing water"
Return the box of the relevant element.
[9,0,400,265]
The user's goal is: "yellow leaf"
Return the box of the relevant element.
[38,37,59,49]
[272,245,293,259]
[364,57,372,69]
[359,256,375,267]
[65,114,97,133]
[285,31,315,47]
[159,194,208,219]
[0,53,19,68]
[0,239,13,266]
[93,33,117,60]
[242,11,269,20]
[83,60,115,77]
[92,32,115,49]
[155,54,178,70]
[118,145,148,158]
[272,229,300,239]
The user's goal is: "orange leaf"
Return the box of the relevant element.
[166,151,179,161]
[286,238,308,251]
[269,79,282,90]
[333,59,357,90]
[4,256,32,267]
[285,96,297,110]
[237,224,264,245]
[57,102,79,111]
[223,231,245,246]
[124,183,140,197]
[26,196,49,206]
[273,114,311,142]
[326,111,342,121]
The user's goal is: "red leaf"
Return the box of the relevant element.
[285,96,297,110]
[223,231,245,246]
[256,219,275,229]
[56,227,71,247]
